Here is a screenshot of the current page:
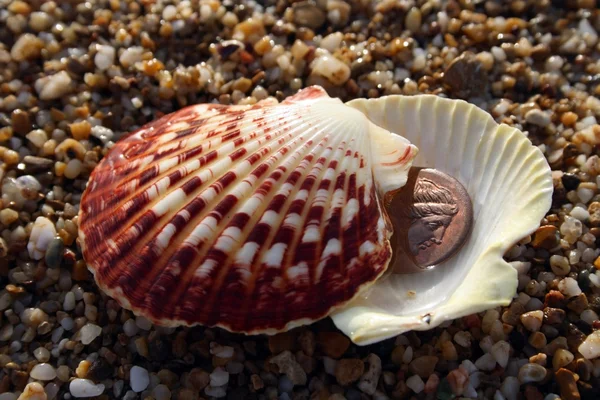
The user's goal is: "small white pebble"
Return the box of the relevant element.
[581,309,599,325]
[27,217,56,260]
[406,374,424,393]
[69,379,105,398]
[123,319,139,337]
[518,363,547,383]
[130,366,150,392]
[210,367,229,387]
[76,324,101,345]
[570,206,590,221]
[578,331,600,359]
[94,45,115,71]
[525,109,551,127]
[135,316,152,330]
[475,353,497,371]
[30,363,57,381]
[549,255,570,276]
[557,277,582,298]
[520,310,544,332]
[63,292,75,311]
[490,341,510,368]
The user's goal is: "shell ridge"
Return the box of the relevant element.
[237,118,352,328]
[152,116,346,325]
[138,120,325,313]
[82,103,294,211]
[288,136,360,320]
[98,126,302,294]
[194,122,345,326]
[85,110,313,263]
[272,135,354,325]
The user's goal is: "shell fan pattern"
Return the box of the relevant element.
[78,86,418,334]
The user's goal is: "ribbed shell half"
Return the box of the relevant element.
[78,86,418,334]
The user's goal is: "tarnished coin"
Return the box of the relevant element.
[386,167,473,274]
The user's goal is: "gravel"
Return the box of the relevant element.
[1,1,600,399]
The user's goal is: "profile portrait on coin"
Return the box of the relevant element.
[408,178,459,256]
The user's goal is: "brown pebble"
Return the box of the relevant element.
[268,332,295,354]
[544,291,566,309]
[72,260,90,281]
[529,332,547,349]
[185,368,209,391]
[251,374,264,390]
[588,202,600,227]
[69,121,91,140]
[561,112,578,127]
[524,385,544,400]
[409,356,439,378]
[555,368,581,400]
[177,388,198,400]
[544,308,566,325]
[334,359,364,386]
[442,52,487,98]
[298,330,315,356]
[11,109,31,135]
[317,332,350,358]
[531,225,559,249]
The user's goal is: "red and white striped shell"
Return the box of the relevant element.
[78,86,417,333]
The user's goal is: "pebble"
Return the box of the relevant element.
[130,366,150,392]
[152,384,171,400]
[555,368,580,400]
[44,238,64,268]
[550,254,571,276]
[475,352,497,371]
[33,347,50,362]
[17,382,46,400]
[119,47,144,68]
[518,363,547,383]
[292,1,325,30]
[521,310,544,331]
[317,332,350,358]
[409,356,438,378]
[491,340,511,368]
[209,367,229,387]
[578,331,600,359]
[94,45,115,71]
[27,217,57,260]
[588,202,600,226]
[406,374,425,393]
[269,351,306,386]
[34,71,73,101]
[69,379,105,398]
[442,52,487,98]
[30,363,56,381]
[76,323,101,345]
[11,33,44,62]
[310,53,350,86]
[335,359,364,386]
[358,354,381,395]
[526,109,551,127]
[558,277,582,298]
[123,319,139,337]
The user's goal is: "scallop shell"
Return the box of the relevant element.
[330,95,553,345]
[78,86,418,334]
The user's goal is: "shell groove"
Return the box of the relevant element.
[78,86,417,333]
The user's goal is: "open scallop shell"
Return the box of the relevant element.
[330,95,553,345]
[78,87,418,334]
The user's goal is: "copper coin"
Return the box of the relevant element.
[385,167,473,274]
